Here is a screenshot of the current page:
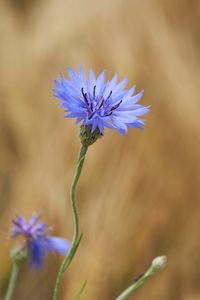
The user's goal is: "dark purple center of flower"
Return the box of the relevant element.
[81,86,122,119]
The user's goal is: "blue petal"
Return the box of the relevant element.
[12,216,25,236]
[79,65,88,90]
[29,238,48,269]
[108,73,118,91]
[91,118,98,133]
[127,90,144,104]
[27,215,41,231]
[46,236,71,255]
[111,77,128,96]
[95,70,106,96]
[111,117,128,135]
[89,69,96,86]
[96,118,104,134]
[68,67,81,88]
[128,119,145,129]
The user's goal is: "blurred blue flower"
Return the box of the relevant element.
[53,66,150,135]
[11,214,71,269]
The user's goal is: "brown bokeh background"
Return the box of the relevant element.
[0,0,200,299]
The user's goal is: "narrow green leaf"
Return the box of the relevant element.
[73,281,87,300]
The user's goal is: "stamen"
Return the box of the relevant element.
[105,112,112,116]
[90,103,93,112]
[88,112,95,120]
[81,87,89,106]
[106,90,112,100]
[98,99,104,109]
[93,85,96,98]
[110,99,122,111]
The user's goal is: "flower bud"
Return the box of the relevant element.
[151,255,167,272]
[11,245,28,266]
[79,124,102,146]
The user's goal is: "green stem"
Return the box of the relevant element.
[53,145,88,300]
[3,263,21,300]
[115,269,156,300]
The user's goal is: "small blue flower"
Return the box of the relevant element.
[53,66,150,135]
[11,214,71,269]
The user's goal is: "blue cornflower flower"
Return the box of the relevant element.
[53,66,150,135]
[11,214,71,269]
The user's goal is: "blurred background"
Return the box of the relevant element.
[0,0,200,299]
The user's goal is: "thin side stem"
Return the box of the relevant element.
[53,145,88,300]
[3,263,21,300]
[115,269,155,300]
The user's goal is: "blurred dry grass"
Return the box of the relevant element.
[0,0,200,299]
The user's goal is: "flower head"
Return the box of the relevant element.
[11,214,71,268]
[53,66,150,136]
